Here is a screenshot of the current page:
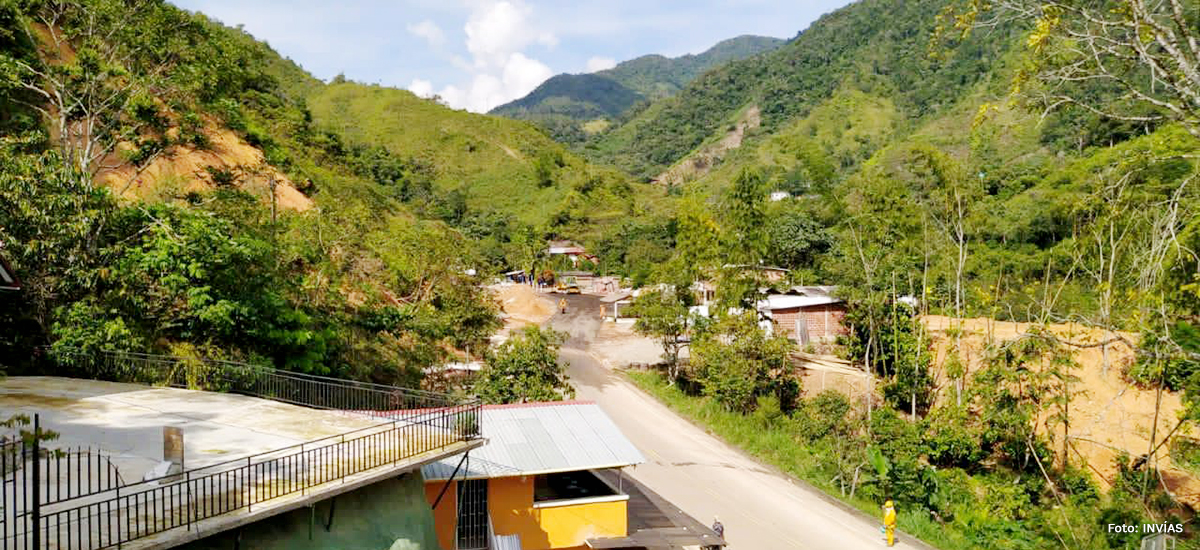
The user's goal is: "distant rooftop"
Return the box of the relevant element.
[423,401,644,480]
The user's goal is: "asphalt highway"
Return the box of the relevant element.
[550,294,927,550]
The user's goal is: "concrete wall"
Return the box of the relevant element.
[181,473,442,550]
[771,304,847,343]
[425,475,626,550]
[425,479,458,550]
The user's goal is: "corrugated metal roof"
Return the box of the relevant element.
[761,295,841,310]
[599,292,632,303]
[423,401,644,480]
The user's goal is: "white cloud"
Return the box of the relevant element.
[418,0,556,112]
[408,79,435,98]
[464,1,557,69]
[406,20,445,48]
[585,56,616,72]
[436,53,552,112]
[502,52,553,96]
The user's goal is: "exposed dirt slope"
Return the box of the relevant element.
[96,118,312,211]
[29,23,310,211]
[924,316,1198,504]
[653,105,760,187]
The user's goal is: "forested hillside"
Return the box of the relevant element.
[490,35,784,143]
[583,0,1018,180]
[0,0,656,381]
[305,82,660,242]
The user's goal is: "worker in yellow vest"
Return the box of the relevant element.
[883,500,897,547]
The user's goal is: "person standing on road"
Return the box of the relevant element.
[559,298,567,314]
[883,500,897,547]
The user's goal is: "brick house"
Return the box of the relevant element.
[759,286,847,345]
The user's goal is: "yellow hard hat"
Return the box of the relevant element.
[884,500,894,507]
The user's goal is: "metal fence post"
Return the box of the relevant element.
[31,415,40,550]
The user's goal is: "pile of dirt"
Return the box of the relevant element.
[493,284,554,327]
[924,315,1199,504]
[792,352,872,400]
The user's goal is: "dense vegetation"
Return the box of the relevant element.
[1,0,1198,548]
[304,81,665,248]
[0,0,505,383]
[582,0,1021,180]
[490,35,784,144]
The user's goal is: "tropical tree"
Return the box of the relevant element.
[628,287,693,379]
[475,326,573,404]
[942,0,1200,139]
[690,312,797,413]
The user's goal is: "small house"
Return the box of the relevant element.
[759,286,847,345]
[547,240,587,256]
[600,291,634,321]
[547,241,596,266]
[423,401,645,550]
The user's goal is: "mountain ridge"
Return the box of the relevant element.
[489,34,785,142]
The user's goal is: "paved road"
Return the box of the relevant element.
[549,294,925,550]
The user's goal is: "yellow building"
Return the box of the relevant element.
[422,401,644,550]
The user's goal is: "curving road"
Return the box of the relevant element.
[549,294,929,550]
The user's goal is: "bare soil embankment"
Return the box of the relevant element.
[924,315,1198,504]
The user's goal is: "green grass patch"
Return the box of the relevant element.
[625,370,980,550]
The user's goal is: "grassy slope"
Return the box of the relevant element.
[306,82,670,236]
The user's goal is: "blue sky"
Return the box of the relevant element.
[172,0,854,113]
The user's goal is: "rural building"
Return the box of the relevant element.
[547,241,597,266]
[600,291,634,321]
[694,266,791,305]
[760,286,847,345]
[0,351,484,550]
[423,401,646,550]
[547,240,587,256]
[557,270,596,289]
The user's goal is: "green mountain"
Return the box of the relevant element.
[304,82,667,245]
[583,1,1018,180]
[0,0,660,379]
[489,35,785,142]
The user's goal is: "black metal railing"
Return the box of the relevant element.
[48,348,472,416]
[2,350,482,550]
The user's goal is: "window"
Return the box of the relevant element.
[533,470,617,503]
[456,479,488,550]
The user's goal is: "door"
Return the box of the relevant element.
[795,317,810,346]
[456,478,489,550]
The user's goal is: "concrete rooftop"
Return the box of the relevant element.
[0,376,384,481]
[0,376,483,550]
